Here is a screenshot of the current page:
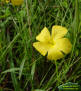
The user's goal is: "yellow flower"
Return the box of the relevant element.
[6,0,10,3]
[33,25,72,61]
[11,0,23,6]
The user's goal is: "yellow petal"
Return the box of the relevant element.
[47,46,64,60]
[36,27,51,42]
[33,42,52,56]
[55,38,72,54]
[47,38,72,60]
[52,25,68,40]
[11,0,23,6]
[6,0,10,3]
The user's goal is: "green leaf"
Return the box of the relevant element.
[2,68,20,74]
[19,57,26,80]
[34,89,45,91]
[31,61,36,80]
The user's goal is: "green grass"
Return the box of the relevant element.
[0,0,81,91]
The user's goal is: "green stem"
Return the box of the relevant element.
[55,61,59,86]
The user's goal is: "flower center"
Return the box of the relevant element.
[49,39,55,45]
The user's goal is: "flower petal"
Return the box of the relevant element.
[47,46,64,60]
[47,38,72,60]
[6,0,10,3]
[52,25,68,40]
[36,27,51,42]
[33,42,52,56]
[55,38,72,54]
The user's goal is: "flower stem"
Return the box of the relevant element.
[55,61,60,86]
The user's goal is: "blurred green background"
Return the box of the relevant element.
[0,0,81,91]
